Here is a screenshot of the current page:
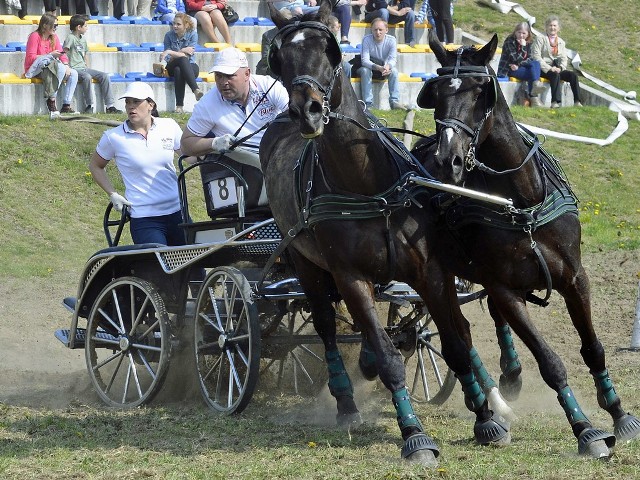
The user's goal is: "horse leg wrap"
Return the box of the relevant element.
[469,347,497,390]
[496,325,521,376]
[325,349,354,398]
[558,385,589,425]
[458,371,486,412]
[592,369,619,410]
[392,387,423,432]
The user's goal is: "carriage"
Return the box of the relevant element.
[53,149,491,413]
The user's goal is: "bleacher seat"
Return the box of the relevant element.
[410,72,436,81]
[0,15,32,25]
[107,42,150,52]
[88,43,118,52]
[0,73,31,83]
[141,42,165,51]
[235,42,261,53]
[203,42,230,51]
[121,16,162,25]
[0,43,14,52]
[6,41,26,51]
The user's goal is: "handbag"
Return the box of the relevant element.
[153,63,168,77]
[221,4,239,24]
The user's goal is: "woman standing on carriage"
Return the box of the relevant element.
[159,12,204,114]
[88,82,187,246]
[497,22,543,107]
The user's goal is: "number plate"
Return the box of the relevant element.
[208,176,238,209]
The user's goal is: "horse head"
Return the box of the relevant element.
[268,1,344,138]
[416,30,498,184]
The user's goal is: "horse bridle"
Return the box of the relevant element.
[427,47,498,171]
[269,21,343,124]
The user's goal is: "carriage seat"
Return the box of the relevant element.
[200,148,269,219]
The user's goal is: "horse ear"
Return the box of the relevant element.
[429,29,448,66]
[269,3,289,29]
[473,34,498,67]
[318,0,333,20]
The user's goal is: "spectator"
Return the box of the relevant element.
[88,82,187,245]
[160,13,203,113]
[60,0,98,16]
[363,0,387,23]
[387,0,416,47]
[497,22,543,107]
[255,26,279,77]
[332,0,366,45]
[24,14,79,118]
[415,0,434,26]
[272,0,319,17]
[63,15,122,114]
[357,18,407,110]
[153,0,190,24]
[127,0,152,17]
[532,15,582,108]
[327,15,352,78]
[430,0,453,44]
[185,0,232,45]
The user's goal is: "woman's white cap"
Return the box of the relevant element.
[119,82,155,102]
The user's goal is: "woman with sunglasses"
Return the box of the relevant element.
[24,14,79,117]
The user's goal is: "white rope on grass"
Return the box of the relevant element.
[518,112,628,146]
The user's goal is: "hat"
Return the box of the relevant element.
[119,82,155,102]
[209,48,249,75]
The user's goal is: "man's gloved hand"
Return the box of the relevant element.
[109,192,132,212]
[211,134,236,154]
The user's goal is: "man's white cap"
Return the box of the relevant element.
[210,48,249,75]
[119,82,155,102]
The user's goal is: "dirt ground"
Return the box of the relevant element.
[1,249,639,415]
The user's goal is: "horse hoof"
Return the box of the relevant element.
[577,428,616,458]
[401,433,439,466]
[486,387,518,422]
[614,413,640,442]
[336,411,363,428]
[474,415,511,446]
[499,373,522,401]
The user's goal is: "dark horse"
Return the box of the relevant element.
[260,3,517,465]
[411,30,640,457]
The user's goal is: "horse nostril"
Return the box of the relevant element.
[452,155,463,172]
[308,100,322,115]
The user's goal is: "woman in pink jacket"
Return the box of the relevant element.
[24,14,79,117]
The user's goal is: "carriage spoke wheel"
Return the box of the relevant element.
[85,277,171,408]
[194,267,260,414]
[260,301,331,396]
[389,304,457,405]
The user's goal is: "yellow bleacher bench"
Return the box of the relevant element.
[0,15,32,25]
[0,73,32,84]
[203,42,231,51]
[234,43,261,53]
[88,43,118,52]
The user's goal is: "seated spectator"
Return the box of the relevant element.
[272,0,319,17]
[63,15,122,114]
[332,0,366,44]
[185,0,232,45]
[415,0,434,26]
[153,0,192,25]
[255,26,279,78]
[497,22,543,107]
[357,18,407,110]
[532,15,582,108]
[387,0,416,46]
[160,13,204,113]
[24,14,79,118]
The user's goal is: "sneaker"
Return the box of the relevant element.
[574,101,583,107]
[105,106,123,114]
[175,106,184,114]
[84,105,94,114]
[60,104,77,114]
[390,102,410,111]
[194,89,204,101]
[49,111,61,120]
[409,41,416,48]
[550,101,561,109]
[46,98,57,112]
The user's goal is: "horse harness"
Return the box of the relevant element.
[422,49,580,305]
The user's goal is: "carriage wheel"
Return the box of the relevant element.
[259,300,333,396]
[194,267,261,414]
[85,277,172,408]
[388,304,457,405]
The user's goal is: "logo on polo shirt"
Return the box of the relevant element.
[161,137,174,150]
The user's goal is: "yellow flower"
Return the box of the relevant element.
[307,441,317,448]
